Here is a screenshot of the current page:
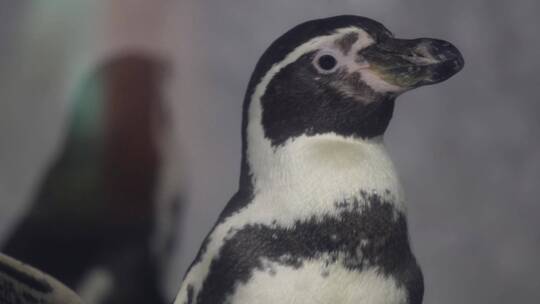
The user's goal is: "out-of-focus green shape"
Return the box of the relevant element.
[2,54,174,304]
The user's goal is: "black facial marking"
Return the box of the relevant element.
[195,193,423,304]
[335,32,359,55]
[261,53,395,146]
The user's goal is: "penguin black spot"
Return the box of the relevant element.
[335,32,360,55]
[186,285,194,304]
[261,52,395,146]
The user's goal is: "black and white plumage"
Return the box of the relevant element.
[0,253,83,304]
[174,15,463,304]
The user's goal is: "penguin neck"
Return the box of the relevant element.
[247,133,403,209]
[243,113,406,213]
[237,73,405,214]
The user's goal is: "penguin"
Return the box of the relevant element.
[0,253,83,304]
[174,15,463,304]
[2,54,181,304]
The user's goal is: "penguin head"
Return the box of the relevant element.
[242,15,464,146]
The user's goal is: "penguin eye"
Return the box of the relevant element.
[314,53,338,73]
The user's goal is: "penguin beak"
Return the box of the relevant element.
[358,38,464,89]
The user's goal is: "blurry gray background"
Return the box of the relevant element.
[1,0,539,303]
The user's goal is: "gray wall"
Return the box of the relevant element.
[1,0,539,302]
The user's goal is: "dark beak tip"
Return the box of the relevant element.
[428,59,464,85]
[429,39,465,81]
[427,39,461,59]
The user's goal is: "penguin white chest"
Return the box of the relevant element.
[228,259,407,304]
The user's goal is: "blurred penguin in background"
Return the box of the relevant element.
[1,54,181,304]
